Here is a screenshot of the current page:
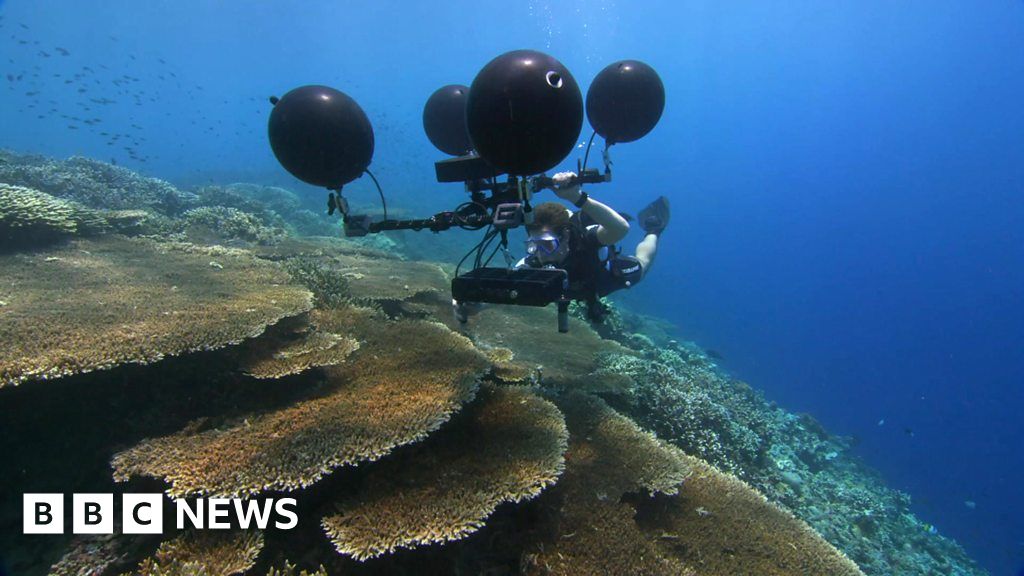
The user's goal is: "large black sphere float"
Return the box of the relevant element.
[423,84,473,156]
[466,49,583,176]
[268,85,374,189]
[586,59,664,144]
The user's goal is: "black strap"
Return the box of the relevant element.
[573,191,589,208]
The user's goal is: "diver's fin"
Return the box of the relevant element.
[638,196,670,235]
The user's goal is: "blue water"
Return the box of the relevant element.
[1,1,1021,573]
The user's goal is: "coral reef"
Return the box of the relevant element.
[522,391,693,575]
[0,183,108,248]
[0,150,198,215]
[0,236,312,386]
[111,306,489,497]
[126,530,264,576]
[321,384,569,560]
[194,183,334,238]
[280,257,352,309]
[524,392,863,576]
[595,319,987,576]
[180,206,287,246]
[0,156,988,576]
[458,304,639,393]
[237,313,360,379]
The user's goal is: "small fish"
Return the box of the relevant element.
[904,428,914,437]
[19,23,29,30]
[55,47,70,56]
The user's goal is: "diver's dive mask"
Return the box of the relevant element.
[525,232,561,257]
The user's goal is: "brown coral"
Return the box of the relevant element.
[525,392,864,576]
[111,306,489,498]
[0,182,107,247]
[428,301,634,389]
[641,452,865,575]
[264,562,329,576]
[237,313,359,379]
[321,384,569,560]
[524,391,693,576]
[0,236,313,386]
[128,530,263,576]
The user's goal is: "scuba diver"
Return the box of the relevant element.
[518,170,670,322]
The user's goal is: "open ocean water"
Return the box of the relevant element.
[0,1,1021,574]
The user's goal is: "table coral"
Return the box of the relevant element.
[321,384,569,560]
[0,236,313,386]
[125,530,264,576]
[111,306,489,498]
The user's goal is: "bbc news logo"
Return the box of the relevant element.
[24,494,298,534]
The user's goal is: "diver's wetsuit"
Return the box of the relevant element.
[516,212,643,319]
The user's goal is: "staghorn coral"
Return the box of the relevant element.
[126,530,264,576]
[281,257,352,309]
[0,183,108,248]
[321,384,569,560]
[237,312,360,379]
[0,150,199,215]
[180,206,287,246]
[111,306,489,498]
[0,236,313,387]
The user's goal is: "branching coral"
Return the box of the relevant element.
[181,206,287,246]
[111,306,489,497]
[0,151,198,215]
[264,561,328,576]
[321,384,569,560]
[0,236,313,386]
[0,183,108,248]
[127,530,264,576]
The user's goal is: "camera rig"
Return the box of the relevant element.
[267,52,664,332]
[328,149,613,332]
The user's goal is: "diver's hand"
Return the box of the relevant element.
[551,171,582,202]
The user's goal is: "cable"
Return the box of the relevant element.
[481,234,505,268]
[580,130,597,174]
[364,169,388,221]
[456,224,494,277]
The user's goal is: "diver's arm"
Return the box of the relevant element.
[551,172,629,245]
